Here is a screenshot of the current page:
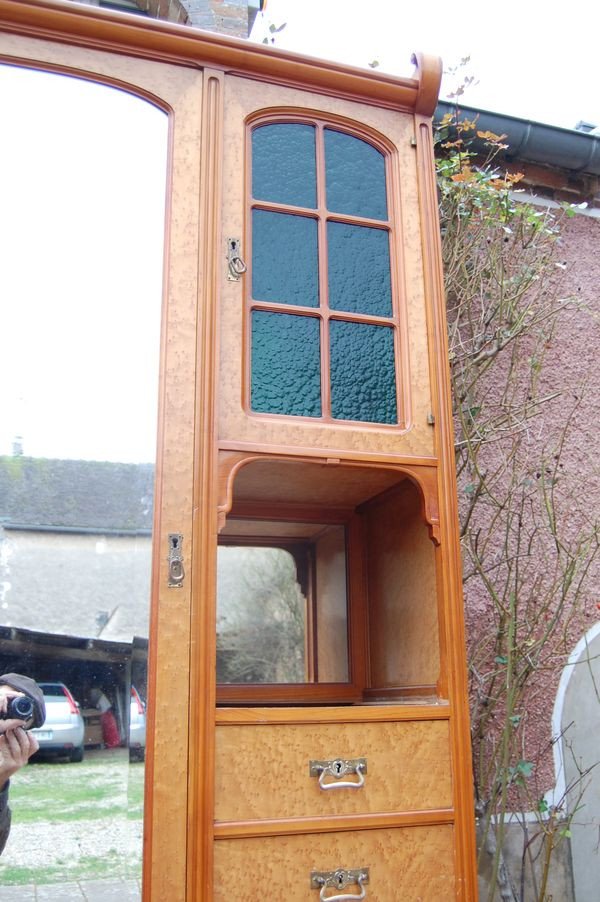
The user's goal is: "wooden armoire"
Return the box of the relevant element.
[0,1,477,898]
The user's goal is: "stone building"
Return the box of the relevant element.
[0,456,153,736]
[74,0,261,36]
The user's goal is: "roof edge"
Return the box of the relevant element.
[436,99,600,177]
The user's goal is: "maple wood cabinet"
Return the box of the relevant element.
[0,2,476,898]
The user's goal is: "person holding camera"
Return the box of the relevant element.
[0,673,46,855]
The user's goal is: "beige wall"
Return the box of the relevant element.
[0,528,151,642]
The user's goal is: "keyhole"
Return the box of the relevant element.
[333,759,344,776]
[336,874,345,888]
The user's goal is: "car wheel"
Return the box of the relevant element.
[69,745,84,763]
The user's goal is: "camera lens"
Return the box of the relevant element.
[7,696,34,720]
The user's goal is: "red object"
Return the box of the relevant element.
[61,684,79,716]
[101,710,121,748]
[131,686,145,715]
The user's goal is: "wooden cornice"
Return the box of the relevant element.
[0,0,441,114]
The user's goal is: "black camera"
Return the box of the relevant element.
[1,695,35,722]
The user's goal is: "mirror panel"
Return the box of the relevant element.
[0,64,167,894]
[217,524,349,689]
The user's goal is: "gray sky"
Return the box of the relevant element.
[0,65,167,463]
[250,0,600,131]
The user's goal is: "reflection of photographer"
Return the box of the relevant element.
[0,673,46,855]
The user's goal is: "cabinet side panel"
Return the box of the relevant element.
[315,526,349,683]
[365,483,440,689]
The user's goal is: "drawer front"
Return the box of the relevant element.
[214,824,455,901]
[215,719,452,822]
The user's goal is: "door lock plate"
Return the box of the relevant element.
[168,533,184,588]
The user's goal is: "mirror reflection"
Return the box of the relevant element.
[217,524,349,688]
[217,545,309,683]
[0,64,167,894]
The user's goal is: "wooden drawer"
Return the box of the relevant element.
[214,824,455,900]
[214,718,452,822]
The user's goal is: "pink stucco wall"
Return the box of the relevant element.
[463,210,600,796]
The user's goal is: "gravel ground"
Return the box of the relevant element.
[3,817,143,868]
[0,749,143,886]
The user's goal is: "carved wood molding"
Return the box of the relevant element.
[0,1,440,114]
[217,449,441,543]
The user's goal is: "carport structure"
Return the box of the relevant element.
[0,625,147,747]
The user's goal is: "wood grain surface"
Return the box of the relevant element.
[214,824,455,900]
[215,719,451,822]
[364,481,441,690]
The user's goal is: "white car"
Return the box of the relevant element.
[30,681,85,763]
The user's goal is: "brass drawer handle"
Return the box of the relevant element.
[309,758,367,790]
[311,868,369,901]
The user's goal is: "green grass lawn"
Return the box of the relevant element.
[10,755,144,823]
[0,749,144,886]
[0,852,139,887]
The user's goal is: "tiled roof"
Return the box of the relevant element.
[0,456,154,532]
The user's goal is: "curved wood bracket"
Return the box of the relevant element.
[217,450,256,531]
[400,464,441,545]
[217,451,441,544]
[411,52,443,118]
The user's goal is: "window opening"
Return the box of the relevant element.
[215,460,442,706]
[217,524,350,702]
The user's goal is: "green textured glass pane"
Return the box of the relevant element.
[252,210,319,307]
[251,311,322,417]
[325,129,387,220]
[252,123,317,208]
[330,321,397,424]
[327,222,392,316]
